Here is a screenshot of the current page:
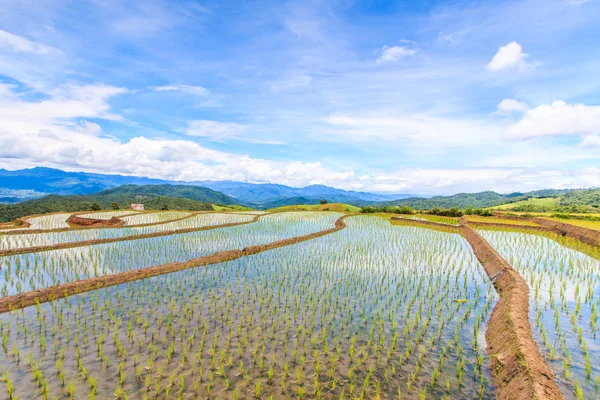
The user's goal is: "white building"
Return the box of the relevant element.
[130,203,144,211]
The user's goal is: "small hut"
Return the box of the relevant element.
[130,203,144,211]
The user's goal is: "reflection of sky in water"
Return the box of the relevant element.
[0,215,498,399]
[0,213,253,250]
[478,229,600,399]
[0,212,342,296]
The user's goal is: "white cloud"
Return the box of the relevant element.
[324,113,500,147]
[376,45,416,64]
[496,98,529,114]
[0,29,62,55]
[183,120,283,144]
[184,120,247,140]
[487,41,533,72]
[505,100,600,139]
[153,84,209,96]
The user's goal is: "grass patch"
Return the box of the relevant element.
[268,203,361,213]
[492,197,560,210]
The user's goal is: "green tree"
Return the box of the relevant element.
[320,199,329,205]
[90,203,101,211]
[111,202,119,210]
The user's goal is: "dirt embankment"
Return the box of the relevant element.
[460,225,563,400]
[0,215,348,314]
[533,218,600,247]
[390,216,461,233]
[389,217,563,399]
[1,211,203,236]
[67,215,125,227]
[0,215,261,257]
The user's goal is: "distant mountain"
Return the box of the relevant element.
[0,167,415,205]
[375,188,600,212]
[377,191,509,210]
[0,184,238,223]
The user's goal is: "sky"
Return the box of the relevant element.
[0,0,599,195]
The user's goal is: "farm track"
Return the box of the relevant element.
[391,216,563,400]
[0,214,260,257]
[0,215,349,314]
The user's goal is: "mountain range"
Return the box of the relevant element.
[0,167,414,206]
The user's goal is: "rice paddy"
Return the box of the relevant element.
[0,215,497,399]
[121,212,193,226]
[2,208,599,399]
[78,211,141,220]
[405,215,460,226]
[463,216,541,227]
[0,212,341,296]
[0,213,255,251]
[478,229,600,399]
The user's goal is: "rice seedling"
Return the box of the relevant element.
[0,212,341,295]
[0,212,254,251]
[120,211,192,225]
[0,215,496,398]
[77,210,140,220]
[479,229,600,398]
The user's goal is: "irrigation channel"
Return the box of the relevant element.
[0,212,598,398]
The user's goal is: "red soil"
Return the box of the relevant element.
[67,215,125,227]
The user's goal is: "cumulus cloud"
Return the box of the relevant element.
[0,29,62,55]
[487,42,534,72]
[153,84,209,96]
[376,45,416,64]
[505,100,600,139]
[496,98,529,114]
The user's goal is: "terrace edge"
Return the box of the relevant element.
[0,215,349,314]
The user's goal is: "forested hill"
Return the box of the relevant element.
[377,188,600,212]
[0,184,239,222]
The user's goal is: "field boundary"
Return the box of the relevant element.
[0,215,260,257]
[0,215,349,314]
[460,225,562,400]
[0,210,205,235]
[533,217,600,247]
[390,216,563,399]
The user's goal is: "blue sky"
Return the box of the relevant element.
[0,0,599,194]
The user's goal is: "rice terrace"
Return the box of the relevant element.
[0,192,598,399]
[1,0,600,398]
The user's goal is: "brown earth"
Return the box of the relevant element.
[460,225,562,400]
[0,215,261,257]
[0,211,203,236]
[533,217,600,247]
[390,217,563,400]
[390,216,461,234]
[0,215,348,314]
[67,214,125,227]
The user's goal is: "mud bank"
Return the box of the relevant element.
[0,215,348,314]
[0,215,261,257]
[390,217,562,399]
[67,215,125,227]
[460,225,562,400]
[533,217,600,247]
[390,216,461,233]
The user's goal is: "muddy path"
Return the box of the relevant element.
[390,216,563,400]
[460,225,562,400]
[0,215,260,257]
[0,215,348,314]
